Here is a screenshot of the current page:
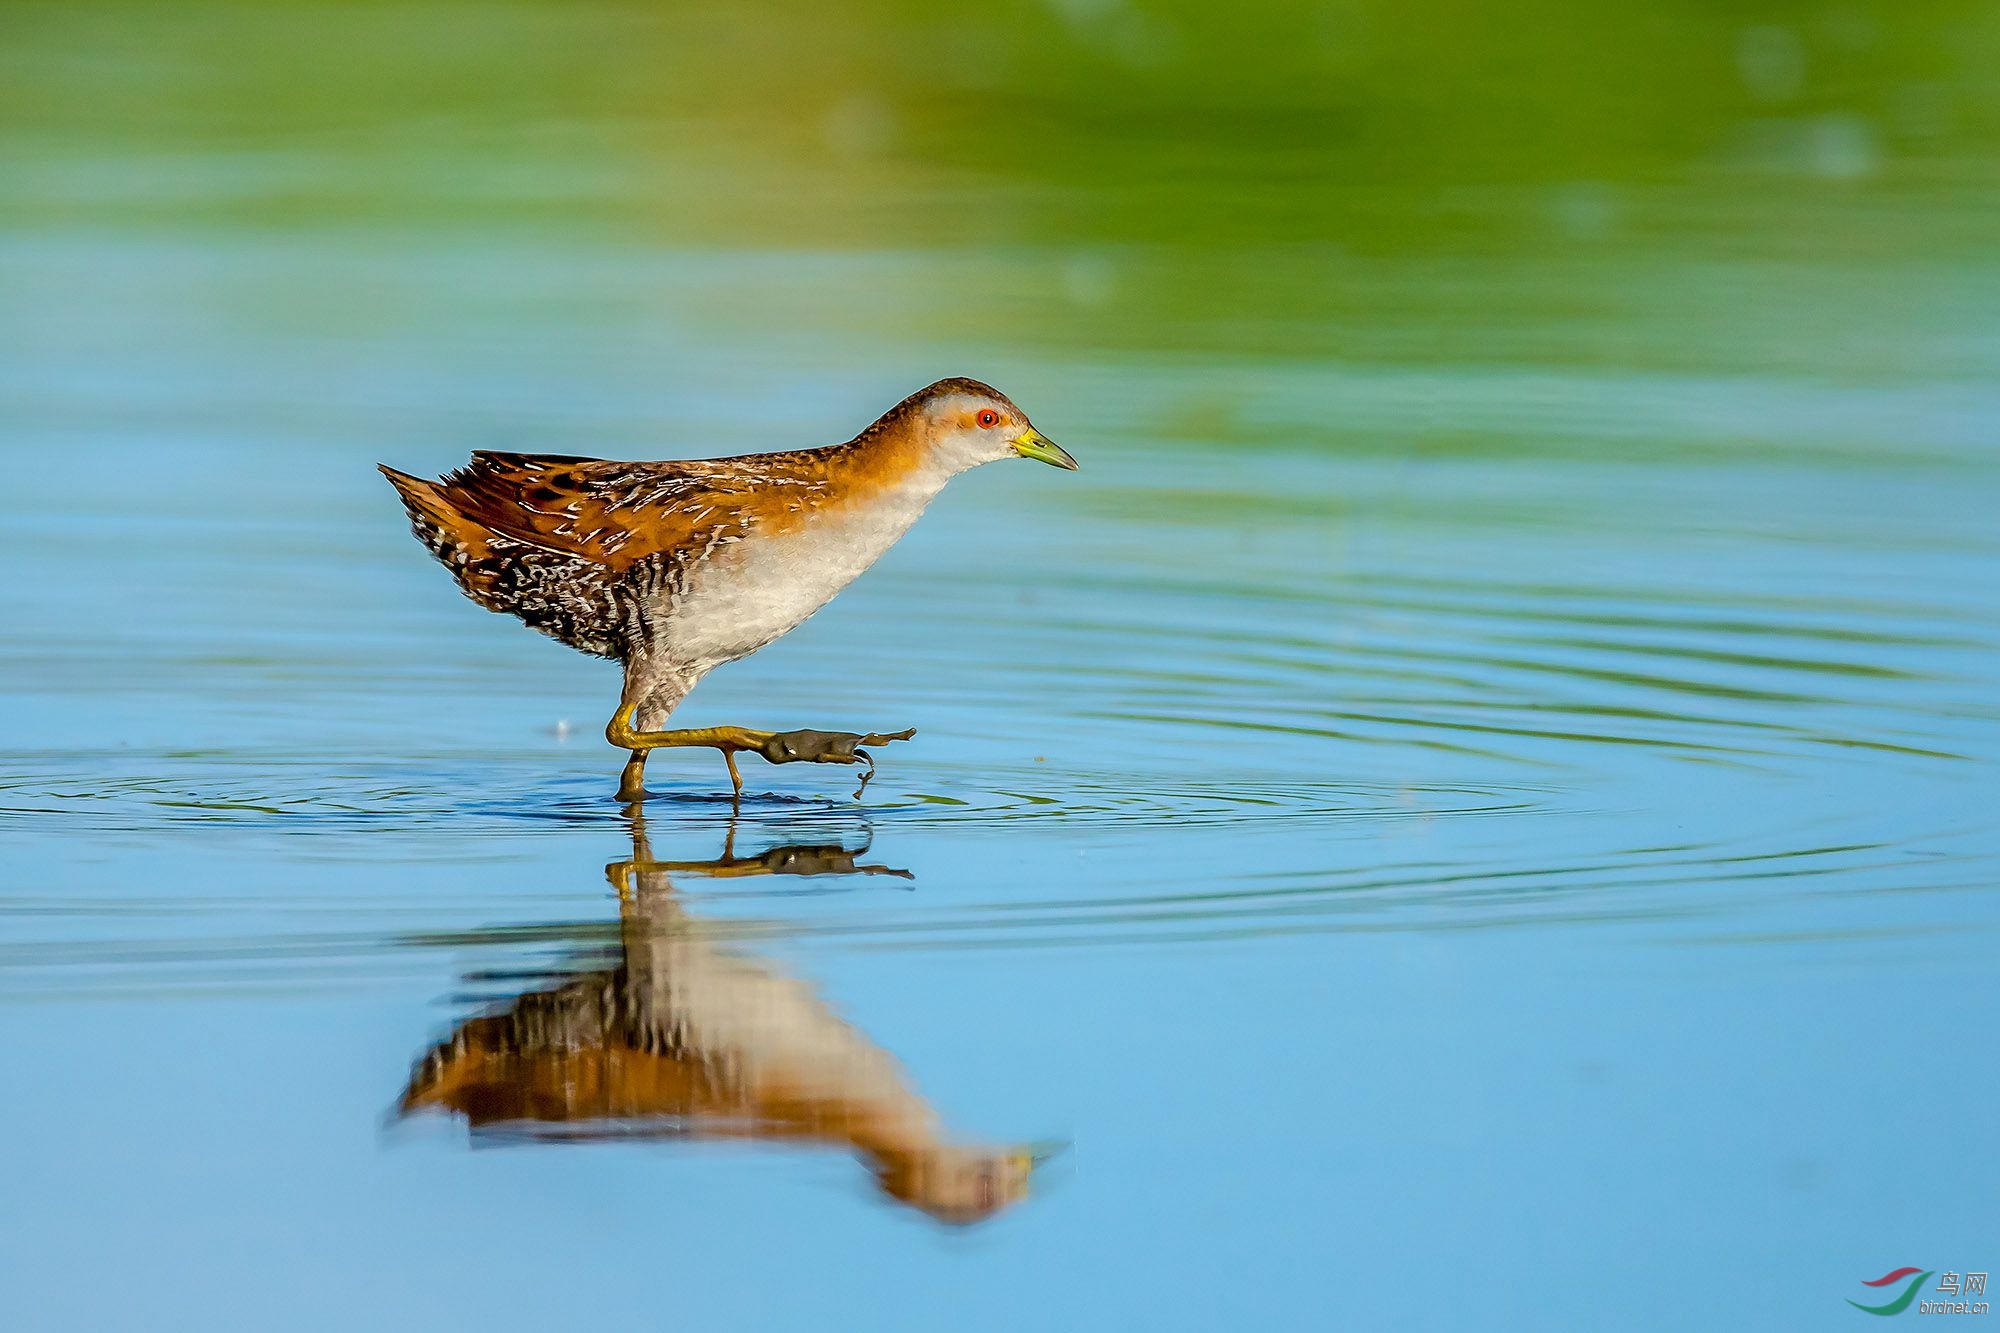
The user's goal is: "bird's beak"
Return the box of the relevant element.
[1013,1139,1070,1173]
[1013,428,1079,471]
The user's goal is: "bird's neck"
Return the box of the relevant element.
[833,413,970,500]
[772,430,941,554]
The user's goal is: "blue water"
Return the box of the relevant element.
[4,4,2000,1324]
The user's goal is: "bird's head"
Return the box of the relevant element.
[898,377,1079,476]
[873,1141,1058,1225]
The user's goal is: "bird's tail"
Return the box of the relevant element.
[379,463,509,612]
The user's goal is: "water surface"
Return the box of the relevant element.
[2,4,1998,1328]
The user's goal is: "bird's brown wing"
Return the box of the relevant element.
[430,450,830,570]
[382,448,842,657]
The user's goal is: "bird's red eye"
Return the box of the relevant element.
[977,409,999,428]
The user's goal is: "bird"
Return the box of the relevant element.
[395,816,1053,1225]
[381,378,1077,801]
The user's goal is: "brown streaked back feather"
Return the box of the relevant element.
[434,449,838,568]
[380,448,851,658]
[379,391,945,659]
[440,452,672,567]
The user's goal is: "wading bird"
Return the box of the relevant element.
[382,379,1076,801]
[396,818,1052,1224]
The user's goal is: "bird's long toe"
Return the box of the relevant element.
[757,726,916,765]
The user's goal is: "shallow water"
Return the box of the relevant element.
[4,4,2000,1329]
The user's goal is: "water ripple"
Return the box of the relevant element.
[0,760,1557,838]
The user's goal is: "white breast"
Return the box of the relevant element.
[665,481,938,669]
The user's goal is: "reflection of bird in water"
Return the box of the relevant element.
[380,379,1078,801]
[396,817,1051,1224]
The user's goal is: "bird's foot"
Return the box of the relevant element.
[756,727,917,798]
[605,704,915,801]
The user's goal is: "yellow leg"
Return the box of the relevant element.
[617,751,649,805]
[604,703,915,801]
